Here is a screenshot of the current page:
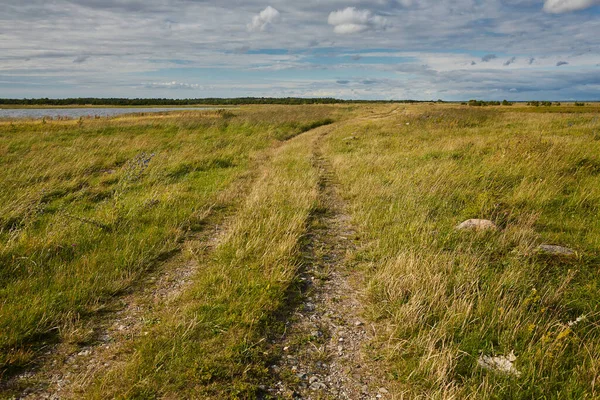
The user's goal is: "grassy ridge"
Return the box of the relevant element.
[326,105,600,398]
[0,106,339,374]
[83,122,324,399]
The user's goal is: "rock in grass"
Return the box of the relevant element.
[456,219,498,231]
[477,351,521,377]
[537,244,576,256]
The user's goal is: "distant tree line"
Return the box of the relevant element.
[0,97,434,106]
[465,100,590,107]
[526,101,563,106]
[464,100,513,106]
[525,101,590,106]
[0,98,590,106]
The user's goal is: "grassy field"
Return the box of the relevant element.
[1,103,599,399]
[0,106,337,373]
[326,105,600,398]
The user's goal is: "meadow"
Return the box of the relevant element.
[0,103,599,399]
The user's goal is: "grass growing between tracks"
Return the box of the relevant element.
[2,103,600,399]
[325,104,600,398]
[83,122,323,399]
[0,106,338,375]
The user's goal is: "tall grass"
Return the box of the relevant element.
[2,103,599,398]
[83,122,324,399]
[0,106,339,375]
[325,105,600,398]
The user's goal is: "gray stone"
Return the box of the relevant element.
[309,382,327,391]
[537,244,576,256]
[477,352,521,377]
[456,219,497,231]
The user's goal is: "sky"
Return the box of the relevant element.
[1,0,599,100]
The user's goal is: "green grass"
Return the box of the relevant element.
[85,125,322,399]
[325,104,600,398]
[1,103,600,399]
[0,106,340,375]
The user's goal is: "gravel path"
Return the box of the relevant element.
[264,132,388,400]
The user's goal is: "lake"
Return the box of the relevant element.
[0,107,219,119]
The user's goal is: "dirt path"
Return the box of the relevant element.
[4,175,253,399]
[2,116,391,400]
[264,130,388,399]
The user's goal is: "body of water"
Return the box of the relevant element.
[0,107,218,119]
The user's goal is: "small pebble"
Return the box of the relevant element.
[310,382,327,391]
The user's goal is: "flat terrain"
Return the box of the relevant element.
[1,103,599,399]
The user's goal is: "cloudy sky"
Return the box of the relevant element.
[1,0,599,100]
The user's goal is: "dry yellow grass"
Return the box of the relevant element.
[1,103,599,399]
[325,104,600,398]
[0,106,340,382]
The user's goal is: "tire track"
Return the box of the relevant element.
[265,129,388,399]
[5,174,255,400]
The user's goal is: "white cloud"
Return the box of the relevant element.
[2,0,600,100]
[247,6,280,32]
[327,7,388,35]
[543,0,600,13]
[143,81,201,89]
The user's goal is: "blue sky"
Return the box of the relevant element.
[0,0,599,100]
